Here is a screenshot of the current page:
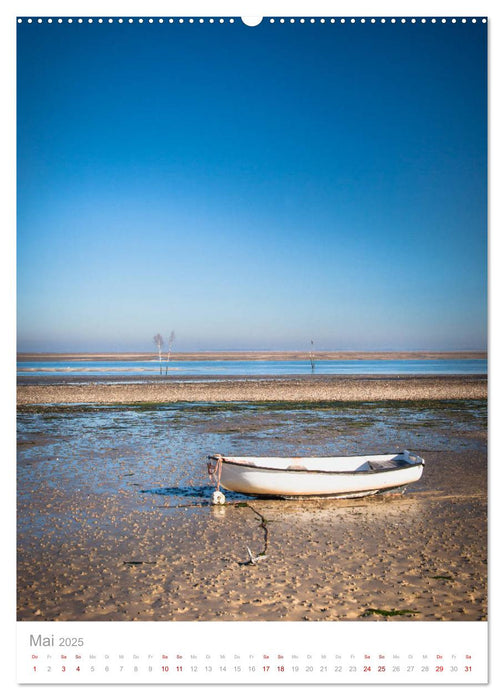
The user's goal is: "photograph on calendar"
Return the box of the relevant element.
[17,16,487,624]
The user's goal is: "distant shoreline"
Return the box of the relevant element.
[17,350,487,362]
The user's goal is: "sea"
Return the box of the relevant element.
[16,358,487,377]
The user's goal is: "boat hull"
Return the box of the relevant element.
[208,453,424,499]
[219,463,422,498]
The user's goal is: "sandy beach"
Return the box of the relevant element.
[17,455,487,622]
[17,374,487,405]
[17,381,487,622]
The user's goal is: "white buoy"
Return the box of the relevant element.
[212,490,226,505]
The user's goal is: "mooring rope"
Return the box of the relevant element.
[207,453,223,492]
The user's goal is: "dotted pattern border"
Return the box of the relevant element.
[17,17,488,26]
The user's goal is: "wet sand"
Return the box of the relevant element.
[17,374,487,405]
[17,397,487,622]
[17,451,486,622]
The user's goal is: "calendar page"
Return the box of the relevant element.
[13,0,491,689]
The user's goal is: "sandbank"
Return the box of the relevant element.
[17,374,487,405]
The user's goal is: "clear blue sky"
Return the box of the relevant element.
[17,18,487,352]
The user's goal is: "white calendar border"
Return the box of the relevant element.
[16,620,488,684]
[4,0,502,696]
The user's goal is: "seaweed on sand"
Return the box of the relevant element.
[361,608,419,617]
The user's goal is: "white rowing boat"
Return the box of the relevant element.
[207,450,424,499]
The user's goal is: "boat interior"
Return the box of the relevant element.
[220,452,422,473]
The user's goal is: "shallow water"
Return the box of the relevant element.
[17,358,487,377]
[17,400,487,517]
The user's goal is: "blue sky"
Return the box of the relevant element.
[17,18,487,351]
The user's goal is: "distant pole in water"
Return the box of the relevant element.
[153,333,164,375]
[165,330,175,375]
[309,339,316,373]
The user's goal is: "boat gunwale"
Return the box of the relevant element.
[208,455,423,477]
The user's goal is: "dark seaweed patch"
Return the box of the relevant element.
[362,608,419,617]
